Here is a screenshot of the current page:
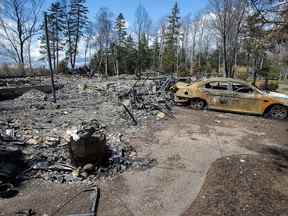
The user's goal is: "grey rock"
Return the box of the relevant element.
[82,163,94,172]
[80,171,88,178]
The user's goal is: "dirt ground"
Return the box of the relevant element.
[182,154,288,216]
[1,106,287,216]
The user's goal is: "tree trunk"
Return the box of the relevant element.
[105,52,108,77]
[116,59,119,77]
[137,44,141,78]
[84,39,89,66]
[190,34,196,76]
[67,20,73,69]
[53,39,56,72]
[56,42,59,73]
[159,27,165,71]
[223,34,229,78]
[28,38,33,74]
[45,13,56,103]
[72,7,81,70]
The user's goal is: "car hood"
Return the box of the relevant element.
[265,91,288,104]
[175,82,191,88]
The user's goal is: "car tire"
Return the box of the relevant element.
[267,105,288,120]
[190,99,206,110]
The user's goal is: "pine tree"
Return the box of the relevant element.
[115,13,127,47]
[134,5,152,77]
[39,14,56,68]
[114,13,127,75]
[163,2,181,74]
[152,36,160,70]
[138,33,152,72]
[125,35,137,74]
[66,0,88,69]
[95,7,113,77]
[49,1,66,71]
[39,1,66,72]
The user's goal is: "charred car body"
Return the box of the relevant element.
[173,78,288,120]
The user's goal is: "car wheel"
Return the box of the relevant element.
[190,99,206,110]
[269,105,288,120]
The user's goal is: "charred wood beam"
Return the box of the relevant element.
[122,104,138,126]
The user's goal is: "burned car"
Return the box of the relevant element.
[173,78,288,120]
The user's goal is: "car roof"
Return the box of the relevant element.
[197,77,249,85]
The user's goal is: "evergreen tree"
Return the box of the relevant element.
[125,35,137,74]
[39,1,66,71]
[152,36,160,70]
[114,13,127,75]
[39,14,55,65]
[138,33,152,72]
[134,4,152,77]
[95,7,113,77]
[115,13,127,46]
[163,2,181,74]
[66,0,88,69]
[49,1,66,71]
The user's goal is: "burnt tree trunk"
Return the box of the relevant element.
[44,12,57,103]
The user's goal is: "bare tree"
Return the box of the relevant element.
[250,0,288,25]
[181,14,193,68]
[134,4,152,76]
[158,17,167,72]
[0,0,44,68]
[189,19,199,75]
[84,21,95,66]
[95,7,114,77]
[209,0,248,77]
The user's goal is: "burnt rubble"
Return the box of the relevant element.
[0,119,157,185]
[0,134,27,198]
[66,119,106,166]
[0,75,173,185]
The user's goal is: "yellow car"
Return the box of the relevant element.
[173,78,288,120]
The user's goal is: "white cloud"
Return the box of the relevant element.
[30,39,42,61]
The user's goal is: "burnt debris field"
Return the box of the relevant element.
[1,0,288,215]
[0,75,174,185]
[0,74,288,216]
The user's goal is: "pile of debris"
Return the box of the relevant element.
[117,76,176,125]
[0,75,175,186]
[16,89,47,102]
[0,119,156,185]
[0,133,27,198]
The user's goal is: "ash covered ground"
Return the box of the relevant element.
[0,74,173,186]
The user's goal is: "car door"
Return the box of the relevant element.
[202,81,235,111]
[230,82,263,114]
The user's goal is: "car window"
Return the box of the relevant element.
[205,82,230,91]
[232,83,254,94]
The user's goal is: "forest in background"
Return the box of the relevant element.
[0,0,287,82]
